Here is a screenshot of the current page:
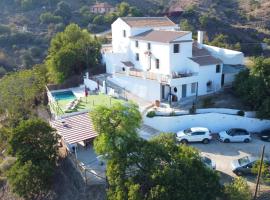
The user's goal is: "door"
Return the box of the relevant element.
[161,85,165,100]
[221,74,225,87]
[182,84,187,98]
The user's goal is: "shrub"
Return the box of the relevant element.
[40,12,63,24]
[169,111,176,116]
[0,157,16,174]
[223,177,252,200]
[0,66,7,77]
[237,110,245,116]
[202,97,215,108]
[146,111,155,118]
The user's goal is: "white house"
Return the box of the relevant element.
[100,17,245,102]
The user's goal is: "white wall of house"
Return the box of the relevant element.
[144,113,270,133]
[103,52,127,74]
[197,64,223,95]
[109,75,161,101]
[203,44,244,65]
[130,40,171,74]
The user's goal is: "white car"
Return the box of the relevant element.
[201,156,216,170]
[176,127,212,144]
[218,128,251,143]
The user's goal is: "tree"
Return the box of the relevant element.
[7,119,58,199]
[223,177,252,200]
[0,65,46,124]
[46,24,101,83]
[117,2,130,17]
[91,103,221,200]
[233,57,270,119]
[180,19,195,32]
[54,1,72,22]
[40,12,63,24]
[91,102,142,157]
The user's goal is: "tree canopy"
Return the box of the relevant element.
[0,65,46,124]
[46,23,101,83]
[233,57,270,119]
[7,119,58,199]
[91,103,221,200]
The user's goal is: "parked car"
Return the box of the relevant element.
[201,156,216,170]
[176,127,212,144]
[231,156,270,176]
[259,129,270,142]
[218,128,251,143]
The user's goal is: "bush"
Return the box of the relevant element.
[0,66,7,77]
[202,97,215,108]
[237,110,245,116]
[223,177,252,200]
[169,111,176,116]
[0,157,16,174]
[146,111,155,118]
[40,12,63,24]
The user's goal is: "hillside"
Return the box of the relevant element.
[0,0,269,76]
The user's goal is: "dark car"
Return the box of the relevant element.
[231,156,270,176]
[259,129,270,142]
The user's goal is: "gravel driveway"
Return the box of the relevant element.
[191,135,270,192]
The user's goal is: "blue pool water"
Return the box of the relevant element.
[52,91,76,101]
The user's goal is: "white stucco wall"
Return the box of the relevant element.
[144,113,270,133]
[103,53,127,74]
[203,44,244,65]
[197,64,222,95]
[108,75,161,101]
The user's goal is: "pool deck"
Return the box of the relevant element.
[48,86,125,117]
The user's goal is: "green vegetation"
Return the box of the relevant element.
[91,103,221,200]
[7,119,58,199]
[146,110,156,118]
[252,161,270,185]
[51,94,125,116]
[233,57,270,119]
[0,65,46,123]
[223,177,252,200]
[46,24,101,83]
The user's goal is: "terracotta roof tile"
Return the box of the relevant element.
[121,17,176,27]
[50,112,98,144]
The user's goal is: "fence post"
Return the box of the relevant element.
[85,169,87,185]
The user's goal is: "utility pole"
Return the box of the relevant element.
[253,145,265,200]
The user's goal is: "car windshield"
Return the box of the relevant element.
[202,157,211,165]
[184,128,192,134]
[227,129,235,136]
[238,156,251,166]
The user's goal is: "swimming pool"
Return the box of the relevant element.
[52,91,76,101]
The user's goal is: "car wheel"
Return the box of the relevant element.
[224,139,230,143]
[181,139,188,145]
[244,138,250,143]
[236,171,243,176]
[202,138,210,144]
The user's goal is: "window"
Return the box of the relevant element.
[156,59,159,69]
[216,64,221,73]
[135,40,139,48]
[123,30,126,37]
[173,44,180,53]
[136,53,139,61]
[191,82,196,94]
[147,43,151,50]
[173,87,177,93]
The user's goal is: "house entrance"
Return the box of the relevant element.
[182,84,187,98]
[221,74,225,87]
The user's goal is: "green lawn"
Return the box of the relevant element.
[51,94,125,116]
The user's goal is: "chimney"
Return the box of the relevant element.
[197,31,204,48]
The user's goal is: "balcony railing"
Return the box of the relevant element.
[116,68,198,83]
